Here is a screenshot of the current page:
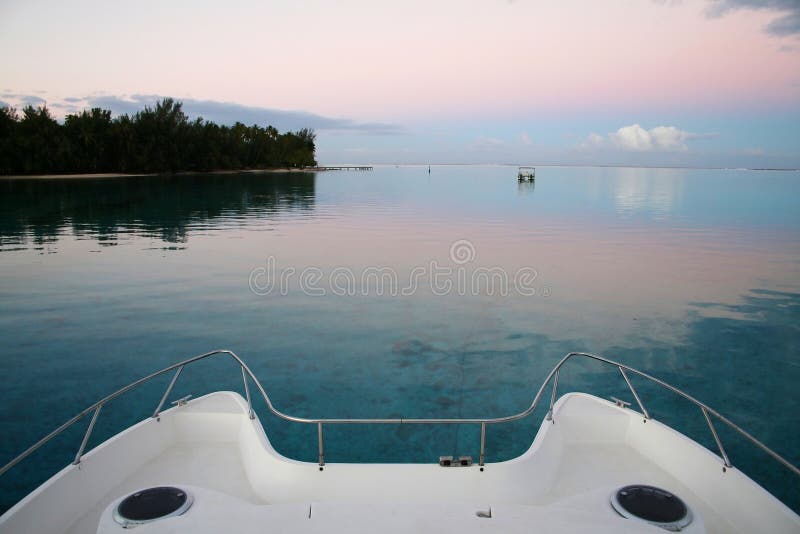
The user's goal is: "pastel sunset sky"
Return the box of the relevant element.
[1,0,799,167]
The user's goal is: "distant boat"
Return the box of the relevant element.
[518,166,535,181]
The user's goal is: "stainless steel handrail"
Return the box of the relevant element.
[1,350,797,479]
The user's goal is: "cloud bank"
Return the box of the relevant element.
[705,0,800,36]
[0,92,403,135]
[654,0,800,36]
[1,93,47,107]
[85,95,403,135]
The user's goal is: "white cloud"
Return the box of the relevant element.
[606,124,692,152]
[581,124,714,153]
[611,124,656,151]
[520,132,532,145]
[584,132,606,148]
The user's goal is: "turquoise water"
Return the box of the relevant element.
[0,166,799,513]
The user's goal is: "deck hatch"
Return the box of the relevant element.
[113,486,193,527]
[611,484,692,531]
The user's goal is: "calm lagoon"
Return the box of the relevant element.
[0,165,798,511]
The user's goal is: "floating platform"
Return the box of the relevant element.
[518,166,535,181]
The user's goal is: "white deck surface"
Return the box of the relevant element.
[1,391,797,534]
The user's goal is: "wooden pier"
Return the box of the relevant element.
[313,166,373,171]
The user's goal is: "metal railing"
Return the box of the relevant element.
[1,350,798,479]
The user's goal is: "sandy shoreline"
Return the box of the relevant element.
[0,168,319,180]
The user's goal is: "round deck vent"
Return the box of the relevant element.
[113,486,193,527]
[611,484,692,531]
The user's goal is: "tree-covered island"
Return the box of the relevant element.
[0,98,317,175]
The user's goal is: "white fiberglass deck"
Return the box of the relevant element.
[2,391,797,534]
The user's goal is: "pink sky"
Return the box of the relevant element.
[1,1,797,119]
[1,0,799,166]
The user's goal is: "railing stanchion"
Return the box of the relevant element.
[546,369,559,421]
[152,365,184,419]
[318,422,325,467]
[73,404,102,465]
[702,407,732,468]
[242,367,254,420]
[619,367,650,419]
[479,422,486,466]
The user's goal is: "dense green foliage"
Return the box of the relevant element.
[0,98,316,175]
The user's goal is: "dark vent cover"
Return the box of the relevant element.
[611,485,692,531]
[114,486,193,527]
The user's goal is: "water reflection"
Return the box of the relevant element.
[614,167,684,220]
[0,172,316,248]
[516,180,536,195]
